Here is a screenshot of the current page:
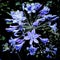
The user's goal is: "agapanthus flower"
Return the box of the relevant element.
[52,16,59,21]
[27,45,38,55]
[40,6,50,15]
[6,25,18,32]
[12,20,24,26]
[49,23,57,32]
[33,20,39,26]
[33,18,45,26]
[9,37,25,51]
[15,41,25,51]
[43,14,59,21]
[10,10,26,20]
[45,47,50,52]
[40,37,49,44]
[43,14,57,20]
[4,2,59,59]
[52,48,57,55]
[46,54,52,58]
[13,30,19,37]
[5,19,12,22]
[23,3,42,13]
[24,29,40,45]
[53,48,57,51]
[9,38,19,45]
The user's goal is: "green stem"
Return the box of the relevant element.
[16,51,21,60]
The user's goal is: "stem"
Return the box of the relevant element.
[16,51,21,60]
[9,45,21,60]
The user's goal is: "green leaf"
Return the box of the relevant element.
[6,22,12,24]
[0,36,5,41]
[15,2,20,6]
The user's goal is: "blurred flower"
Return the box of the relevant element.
[53,48,57,51]
[34,3,42,10]
[6,26,17,32]
[43,14,59,21]
[9,38,18,45]
[22,3,25,10]
[15,41,25,51]
[9,37,25,51]
[10,10,26,20]
[24,3,42,13]
[40,37,49,44]
[52,47,57,55]
[24,29,40,45]
[13,30,19,37]
[27,45,38,55]
[52,16,59,21]
[45,47,50,52]
[46,54,52,58]
[43,14,56,20]
[40,6,50,15]
[33,18,45,26]
[5,19,12,22]
[37,18,46,22]
[49,23,57,32]
[4,2,59,58]
[33,20,39,26]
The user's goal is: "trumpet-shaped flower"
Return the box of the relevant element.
[40,6,50,15]
[6,26,17,32]
[9,37,25,51]
[46,54,52,58]
[10,10,26,20]
[24,3,42,13]
[40,37,49,44]
[15,41,25,51]
[27,45,38,55]
[33,20,39,26]
[49,23,57,32]
[45,47,50,52]
[9,38,19,45]
[24,29,40,45]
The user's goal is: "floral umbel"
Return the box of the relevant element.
[3,2,59,59]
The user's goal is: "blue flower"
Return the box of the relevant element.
[13,29,19,37]
[6,25,17,32]
[34,3,42,10]
[46,54,52,58]
[49,23,57,32]
[5,19,12,22]
[40,6,50,15]
[9,38,18,45]
[27,45,38,55]
[22,3,25,10]
[9,37,25,51]
[33,18,45,26]
[24,29,40,45]
[24,3,35,13]
[53,48,57,51]
[10,10,26,20]
[24,3,42,13]
[52,16,59,21]
[45,47,50,52]
[33,20,39,26]
[15,41,25,51]
[43,14,56,20]
[10,10,26,25]
[42,14,59,21]
[40,37,49,44]
[52,48,57,55]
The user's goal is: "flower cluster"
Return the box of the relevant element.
[4,2,59,59]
